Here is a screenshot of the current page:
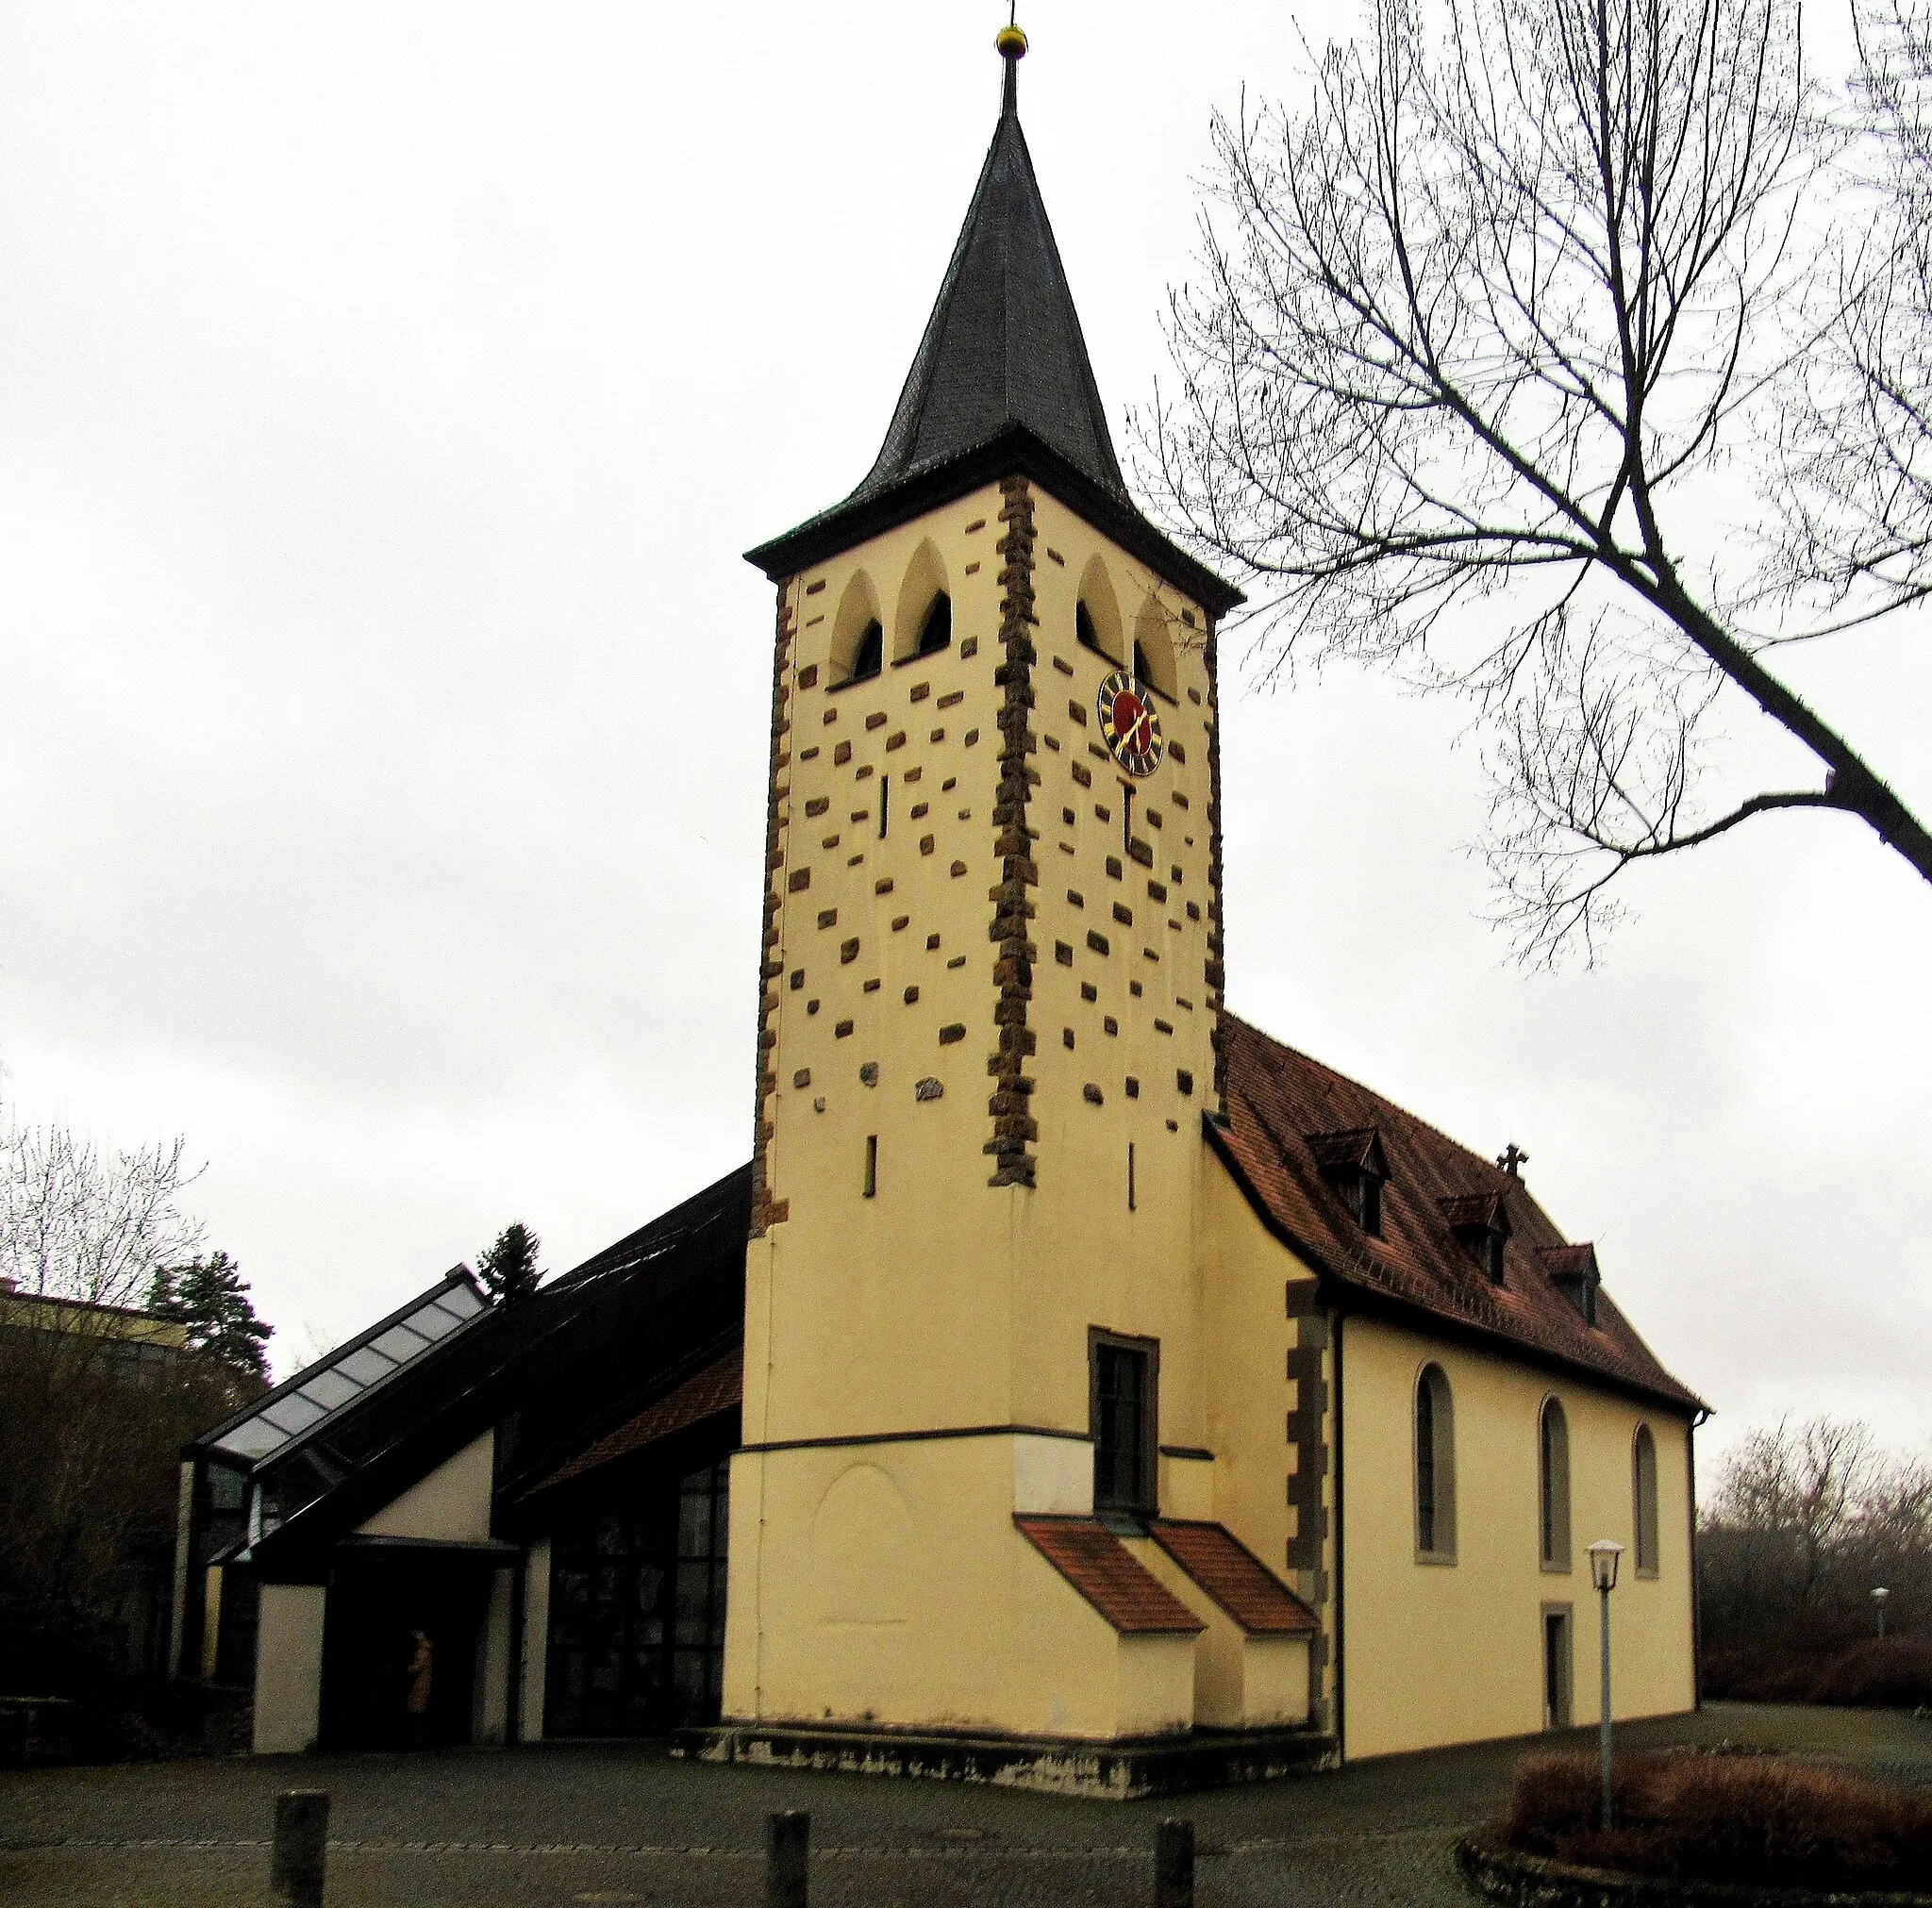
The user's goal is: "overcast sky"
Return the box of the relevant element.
[0,2,1925,1476]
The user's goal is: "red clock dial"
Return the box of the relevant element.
[1096,671,1164,777]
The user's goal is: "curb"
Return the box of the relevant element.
[1454,1833,1932,1908]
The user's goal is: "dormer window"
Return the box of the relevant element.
[1439,1191,1511,1285]
[850,618,883,684]
[1307,1127,1390,1238]
[1540,1244,1601,1327]
[916,593,952,656]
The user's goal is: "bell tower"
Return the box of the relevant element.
[720,25,1254,1763]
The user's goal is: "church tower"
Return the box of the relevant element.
[719,27,1284,1772]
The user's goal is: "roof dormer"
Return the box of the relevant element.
[1439,1191,1511,1284]
[1307,1127,1390,1237]
[1540,1244,1602,1326]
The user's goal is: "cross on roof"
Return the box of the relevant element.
[1496,1142,1530,1179]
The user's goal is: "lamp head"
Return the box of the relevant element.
[1873,1585,1890,1604]
[1588,1538,1624,1592]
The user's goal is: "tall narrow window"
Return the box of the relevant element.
[850,619,883,684]
[1415,1363,1457,1561]
[1127,1141,1137,1212]
[1122,785,1135,855]
[1633,1423,1660,1576]
[1090,1331,1158,1518]
[916,593,952,655]
[1542,1606,1574,1728]
[878,776,890,838]
[1539,1398,1572,1571]
[862,1135,877,1198]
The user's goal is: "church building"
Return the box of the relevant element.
[177,25,1703,1792]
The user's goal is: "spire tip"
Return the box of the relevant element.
[996,19,1026,114]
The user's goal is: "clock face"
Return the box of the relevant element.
[1096,672,1164,778]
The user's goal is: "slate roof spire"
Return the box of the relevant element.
[745,25,1241,617]
[853,20,1127,508]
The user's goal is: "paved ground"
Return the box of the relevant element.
[2,1704,1928,1908]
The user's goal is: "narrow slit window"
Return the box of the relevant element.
[878,776,890,839]
[1127,1141,1137,1212]
[1122,786,1135,857]
[863,1135,877,1198]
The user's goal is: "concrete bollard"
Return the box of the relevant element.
[1156,1816,1194,1908]
[272,1789,329,1907]
[766,1808,809,1908]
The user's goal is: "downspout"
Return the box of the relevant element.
[1332,1305,1346,1763]
[1688,1406,1708,1713]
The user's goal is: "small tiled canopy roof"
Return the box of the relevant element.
[1016,1518,1204,1634]
[1149,1520,1319,1635]
[1215,1017,1704,1415]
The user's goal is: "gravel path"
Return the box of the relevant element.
[2,1703,1926,1907]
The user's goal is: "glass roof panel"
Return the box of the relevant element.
[298,1367,361,1412]
[202,1278,485,1468]
[336,1346,397,1387]
[369,1320,431,1363]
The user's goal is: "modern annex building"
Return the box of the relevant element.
[175,28,1703,1786]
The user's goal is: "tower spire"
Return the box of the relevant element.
[997,13,1026,117]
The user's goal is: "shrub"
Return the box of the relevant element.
[1504,1750,1932,1890]
[1809,1639,1932,1711]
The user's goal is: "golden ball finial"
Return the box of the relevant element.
[996,23,1028,58]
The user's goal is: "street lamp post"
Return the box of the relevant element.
[1873,1586,1890,1638]
[1588,1540,1624,1832]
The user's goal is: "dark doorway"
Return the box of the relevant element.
[546,1459,729,1736]
[320,1549,491,1750]
[1542,1605,1574,1729]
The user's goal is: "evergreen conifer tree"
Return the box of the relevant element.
[147,1250,273,1382]
[475,1222,541,1304]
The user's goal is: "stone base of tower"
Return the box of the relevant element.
[670,1718,1336,1800]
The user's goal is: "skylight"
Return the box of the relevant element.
[210,1278,486,1464]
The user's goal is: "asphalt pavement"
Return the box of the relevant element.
[2,1702,1927,1907]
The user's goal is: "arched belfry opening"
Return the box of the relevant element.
[894,540,951,663]
[1132,594,1177,699]
[832,572,884,685]
[1075,554,1123,664]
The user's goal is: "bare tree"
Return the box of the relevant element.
[0,1123,204,1311]
[1144,0,1932,962]
[1774,0,1932,621]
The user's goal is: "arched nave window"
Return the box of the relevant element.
[1539,1397,1572,1571]
[1633,1422,1660,1576]
[1414,1363,1457,1562]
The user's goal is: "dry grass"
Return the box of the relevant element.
[1505,1750,1932,1890]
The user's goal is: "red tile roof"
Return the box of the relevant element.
[1015,1517,1206,1634]
[1148,1520,1319,1634]
[1217,1016,1704,1414]
[535,1350,743,1490]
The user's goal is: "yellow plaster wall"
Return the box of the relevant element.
[356,1429,495,1543]
[1340,1314,1696,1759]
[724,1432,1193,1740]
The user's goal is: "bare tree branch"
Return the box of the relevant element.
[1138,0,1932,963]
